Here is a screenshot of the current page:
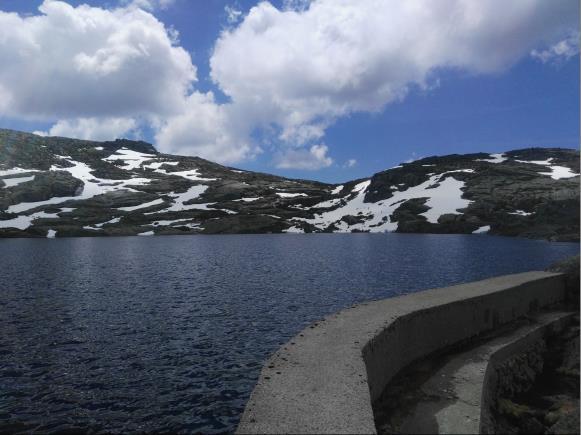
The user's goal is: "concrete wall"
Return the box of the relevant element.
[479,312,573,434]
[237,271,567,434]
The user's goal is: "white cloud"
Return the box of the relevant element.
[344,159,357,168]
[34,117,138,141]
[274,144,333,170]
[0,0,194,121]
[121,0,176,11]
[0,0,578,169]
[155,92,256,164]
[531,33,579,63]
[282,0,312,12]
[225,5,243,24]
[0,0,252,164]
[211,0,578,145]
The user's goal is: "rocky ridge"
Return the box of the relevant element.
[0,128,579,240]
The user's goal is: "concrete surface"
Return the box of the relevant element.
[382,311,574,434]
[236,271,567,434]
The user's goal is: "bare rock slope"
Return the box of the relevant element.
[0,128,578,240]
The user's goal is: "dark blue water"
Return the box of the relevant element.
[0,234,577,433]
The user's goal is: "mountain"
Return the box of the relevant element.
[0,128,579,241]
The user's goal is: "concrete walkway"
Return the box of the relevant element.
[374,311,574,434]
[237,271,567,434]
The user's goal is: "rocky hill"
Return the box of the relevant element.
[0,128,578,240]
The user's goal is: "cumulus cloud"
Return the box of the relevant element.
[0,0,194,121]
[211,0,579,145]
[155,92,256,164]
[274,144,333,170]
[0,0,257,164]
[0,0,578,169]
[34,117,138,141]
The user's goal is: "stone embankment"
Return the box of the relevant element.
[237,268,578,434]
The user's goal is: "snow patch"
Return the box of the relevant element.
[514,158,579,180]
[276,192,308,198]
[166,185,209,211]
[46,229,56,238]
[98,217,121,227]
[152,218,194,226]
[0,167,39,177]
[7,159,153,214]
[233,197,261,202]
[0,210,63,230]
[103,148,156,170]
[472,225,491,234]
[515,158,553,166]
[141,161,180,170]
[137,230,154,236]
[509,210,534,216]
[309,197,343,209]
[301,171,473,232]
[84,217,121,230]
[477,153,507,163]
[154,168,216,182]
[539,166,579,180]
[144,185,216,214]
[1,175,35,188]
[331,185,344,195]
[284,225,304,233]
[151,220,201,229]
[117,198,165,212]
[445,169,475,174]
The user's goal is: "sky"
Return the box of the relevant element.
[0,0,578,183]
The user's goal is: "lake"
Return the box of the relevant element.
[0,234,578,433]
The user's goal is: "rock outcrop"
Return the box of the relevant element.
[1,128,579,240]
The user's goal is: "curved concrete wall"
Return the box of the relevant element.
[478,312,573,434]
[237,271,567,434]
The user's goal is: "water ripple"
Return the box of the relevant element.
[0,234,577,433]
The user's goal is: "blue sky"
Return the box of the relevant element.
[0,0,578,182]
